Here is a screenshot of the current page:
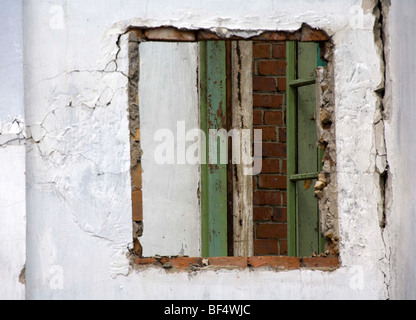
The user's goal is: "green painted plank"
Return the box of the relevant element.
[200,42,210,258]
[298,42,330,257]
[298,84,318,174]
[297,42,320,257]
[297,179,320,257]
[298,42,318,79]
[200,41,228,258]
[286,41,297,257]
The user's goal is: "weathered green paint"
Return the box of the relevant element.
[200,42,210,257]
[200,41,228,257]
[286,41,297,257]
[297,179,319,256]
[297,42,320,257]
[287,41,324,257]
[290,172,319,182]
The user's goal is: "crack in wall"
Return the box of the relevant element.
[373,0,392,300]
[23,31,134,260]
[26,30,138,93]
[0,119,26,147]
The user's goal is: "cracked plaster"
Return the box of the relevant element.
[14,0,395,299]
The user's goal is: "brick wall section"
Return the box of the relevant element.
[252,41,288,256]
[128,31,144,257]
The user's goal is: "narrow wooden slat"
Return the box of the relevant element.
[200,41,228,257]
[226,41,234,258]
[200,42,210,258]
[286,41,297,257]
[297,42,320,257]
[231,41,254,257]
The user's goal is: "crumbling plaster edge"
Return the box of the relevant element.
[375,0,394,299]
[0,117,26,147]
[372,0,392,299]
[16,2,391,298]
[106,4,391,292]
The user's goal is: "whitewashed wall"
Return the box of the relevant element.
[0,0,26,300]
[0,0,401,299]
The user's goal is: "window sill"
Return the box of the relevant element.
[134,256,340,272]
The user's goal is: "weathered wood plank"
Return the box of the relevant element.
[286,41,297,257]
[231,41,254,257]
[297,42,321,257]
[200,41,228,257]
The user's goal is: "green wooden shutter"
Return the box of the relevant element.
[287,41,325,257]
[200,41,228,257]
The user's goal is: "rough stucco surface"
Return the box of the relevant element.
[18,0,392,299]
[0,0,26,300]
[384,0,416,300]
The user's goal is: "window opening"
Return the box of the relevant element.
[128,28,335,261]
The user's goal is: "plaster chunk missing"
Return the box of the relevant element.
[0,119,26,147]
[315,45,340,256]
[19,266,26,285]
[27,124,46,143]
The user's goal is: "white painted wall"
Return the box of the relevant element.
[0,0,26,300]
[0,0,401,299]
[384,0,416,300]
[139,42,201,257]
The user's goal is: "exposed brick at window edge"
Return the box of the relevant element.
[134,256,340,271]
[126,24,330,43]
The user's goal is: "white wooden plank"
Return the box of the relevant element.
[139,42,201,257]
